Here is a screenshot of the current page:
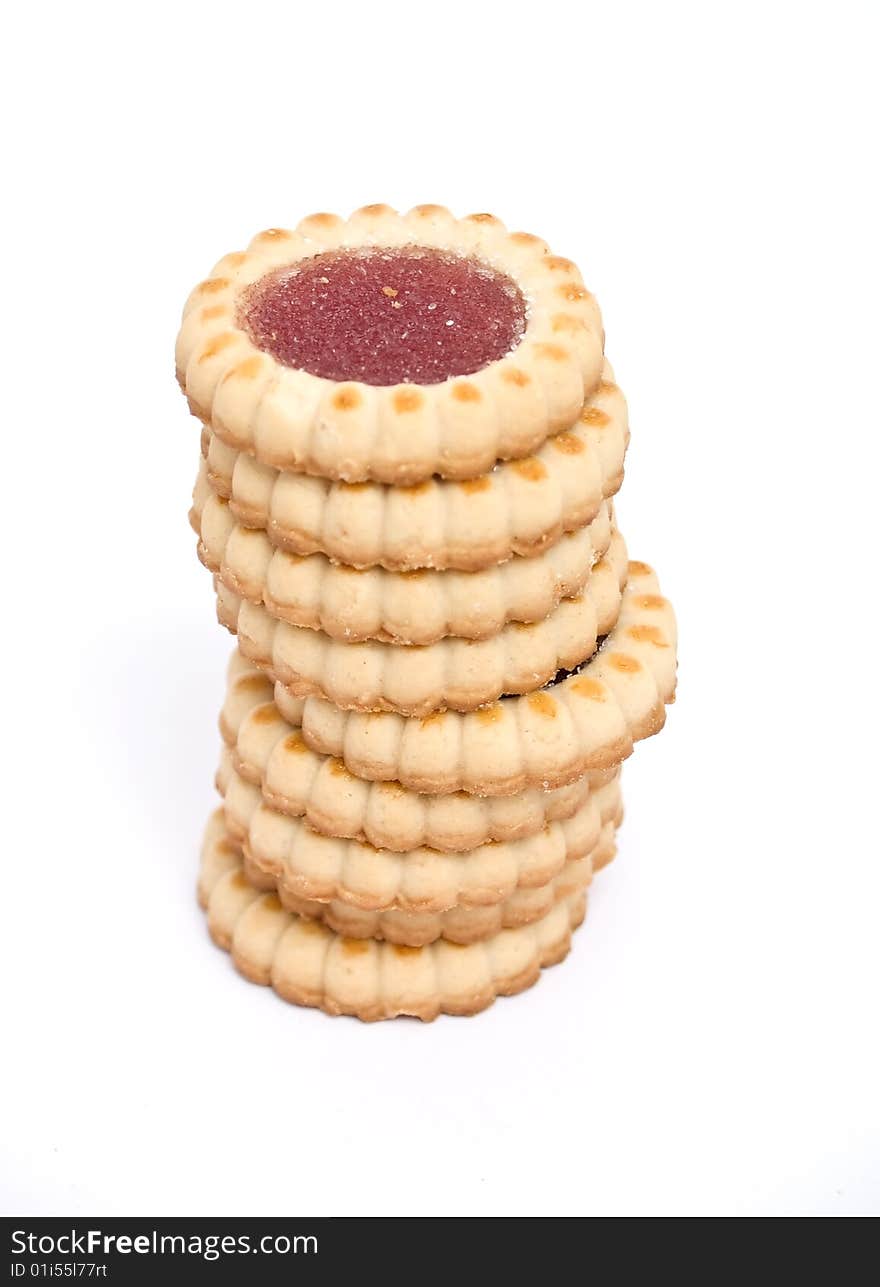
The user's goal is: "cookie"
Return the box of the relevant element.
[214,530,628,716]
[198,812,589,1021]
[177,205,605,486]
[293,560,677,795]
[194,366,627,571]
[194,362,625,574]
[220,652,302,740]
[203,807,618,946]
[195,479,614,645]
[219,655,617,854]
[217,755,622,913]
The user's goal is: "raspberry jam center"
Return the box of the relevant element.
[240,246,527,386]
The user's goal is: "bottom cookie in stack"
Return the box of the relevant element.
[198,807,619,1022]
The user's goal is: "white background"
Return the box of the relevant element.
[2,0,878,1218]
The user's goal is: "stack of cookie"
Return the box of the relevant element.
[176,205,677,1021]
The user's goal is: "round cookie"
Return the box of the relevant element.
[199,812,591,1022]
[203,808,618,947]
[176,205,604,485]
[219,652,617,853]
[249,824,617,947]
[195,486,615,645]
[193,364,627,571]
[218,755,622,914]
[294,562,677,795]
[214,530,628,716]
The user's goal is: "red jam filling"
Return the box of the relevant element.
[239,246,526,386]
[512,636,609,698]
